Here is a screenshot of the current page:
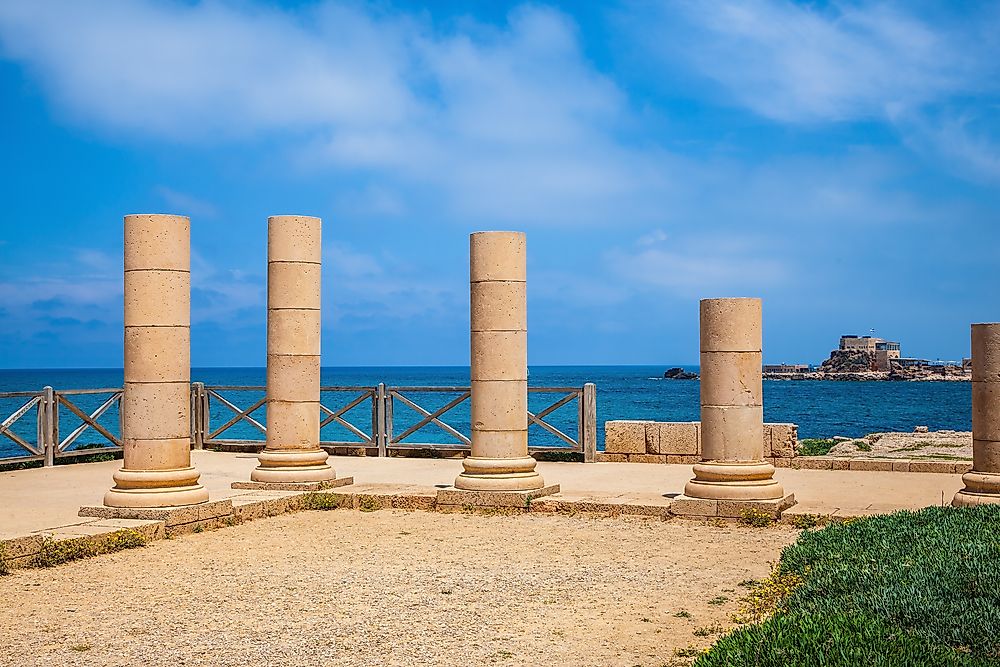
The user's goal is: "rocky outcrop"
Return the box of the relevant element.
[663,367,698,380]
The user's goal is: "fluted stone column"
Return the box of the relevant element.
[250,215,336,484]
[684,298,784,501]
[953,323,1000,506]
[455,232,543,491]
[105,214,208,508]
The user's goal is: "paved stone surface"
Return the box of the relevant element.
[0,450,965,539]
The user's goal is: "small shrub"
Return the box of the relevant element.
[796,438,837,456]
[675,646,703,658]
[790,513,825,529]
[674,610,692,619]
[730,568,803,624]
[737,508,774,528]
[300,492,343,511]
[853,439,872,451]
[707,596,728,606]
[693,624,723,637]
[357,496,382,512]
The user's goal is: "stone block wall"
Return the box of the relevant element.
[598,420,797,465]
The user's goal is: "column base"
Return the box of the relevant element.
[952,471,1000,506]
[438,484,560,509]
[684,461,785,500]
[249,448,337,484]
[670,494,796,519]
[232,477,353,492]
[454,456,545,491]
[103,466,209,508]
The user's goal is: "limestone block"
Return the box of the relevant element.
[471,380,527,431]
[700,405,764,461]
[830,458,851,470]
[797,457,833,470]
[268,215,321,264]
[891,460,911,472]
[972,382,1000,441]
[771,457,792,468]
[469,429,529,458]
[669,496,718,517]
[124,214,189,272]
[700,351,762,407]
[124,326,190,383]
[267,309,320,356]
[470,331,527,381]
[470,231,526,283]
[124,270,190,327]
[629,454,666,464]
[766,423,798,458]
[266,400,320,449]
[604,421,647,454]
[971,323,1000,383]
[267,354,320,403]
[595,452,628,463]
[973,439,1000,472]
[700,298,761,352]
[644,422,660,454]
[657,422,699,455]
[121,382,190,440]
[848,459,894,471]
[122,437,192,471]
[470,281,527,332]
[267,262,321,311]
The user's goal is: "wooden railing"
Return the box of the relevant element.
[1,382,597,466]
[0,387,123,466]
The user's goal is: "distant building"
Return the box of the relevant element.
[763,364,811,374]
[840,335,900,371]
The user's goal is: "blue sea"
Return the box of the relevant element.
[0,366,973,460]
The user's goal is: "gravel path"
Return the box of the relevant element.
[0,510,797,666]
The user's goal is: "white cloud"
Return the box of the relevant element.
[636,0,997,124]
[0,1,668,226]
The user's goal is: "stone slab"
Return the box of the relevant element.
[78,499,234,527]
[230,476,354,492]
[669,494,796,519]
[436,484,560,508]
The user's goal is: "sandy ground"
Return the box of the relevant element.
[826,430,972,460]
[0,509,797,667]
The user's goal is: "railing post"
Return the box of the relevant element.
[191,382,205,449]
[375,383,387,457]
[43,386,56,466]
[582,383,597,463]
[38,386,56,467]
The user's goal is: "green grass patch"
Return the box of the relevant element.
[299,492,347,511]
[796,438,837,456]
[737,508,775,528]
[696,505,1000,666]
[853,439,873,451]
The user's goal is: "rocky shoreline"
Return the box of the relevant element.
[764,371,969,382]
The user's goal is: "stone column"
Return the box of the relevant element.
[250,215,336,484]
[455,231,543,491]
[684,298,784,501]
[953,323,1000,506]
[105,214,208,508]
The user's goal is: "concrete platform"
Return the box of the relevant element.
[0,449,966,568]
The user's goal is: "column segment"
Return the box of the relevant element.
[953,323,1000,506]
[251,215,335,483]
[455,232,543,491]
[684,298,784,501]
[105,214,208,508]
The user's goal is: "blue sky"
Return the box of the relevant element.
[1,0,998,368]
